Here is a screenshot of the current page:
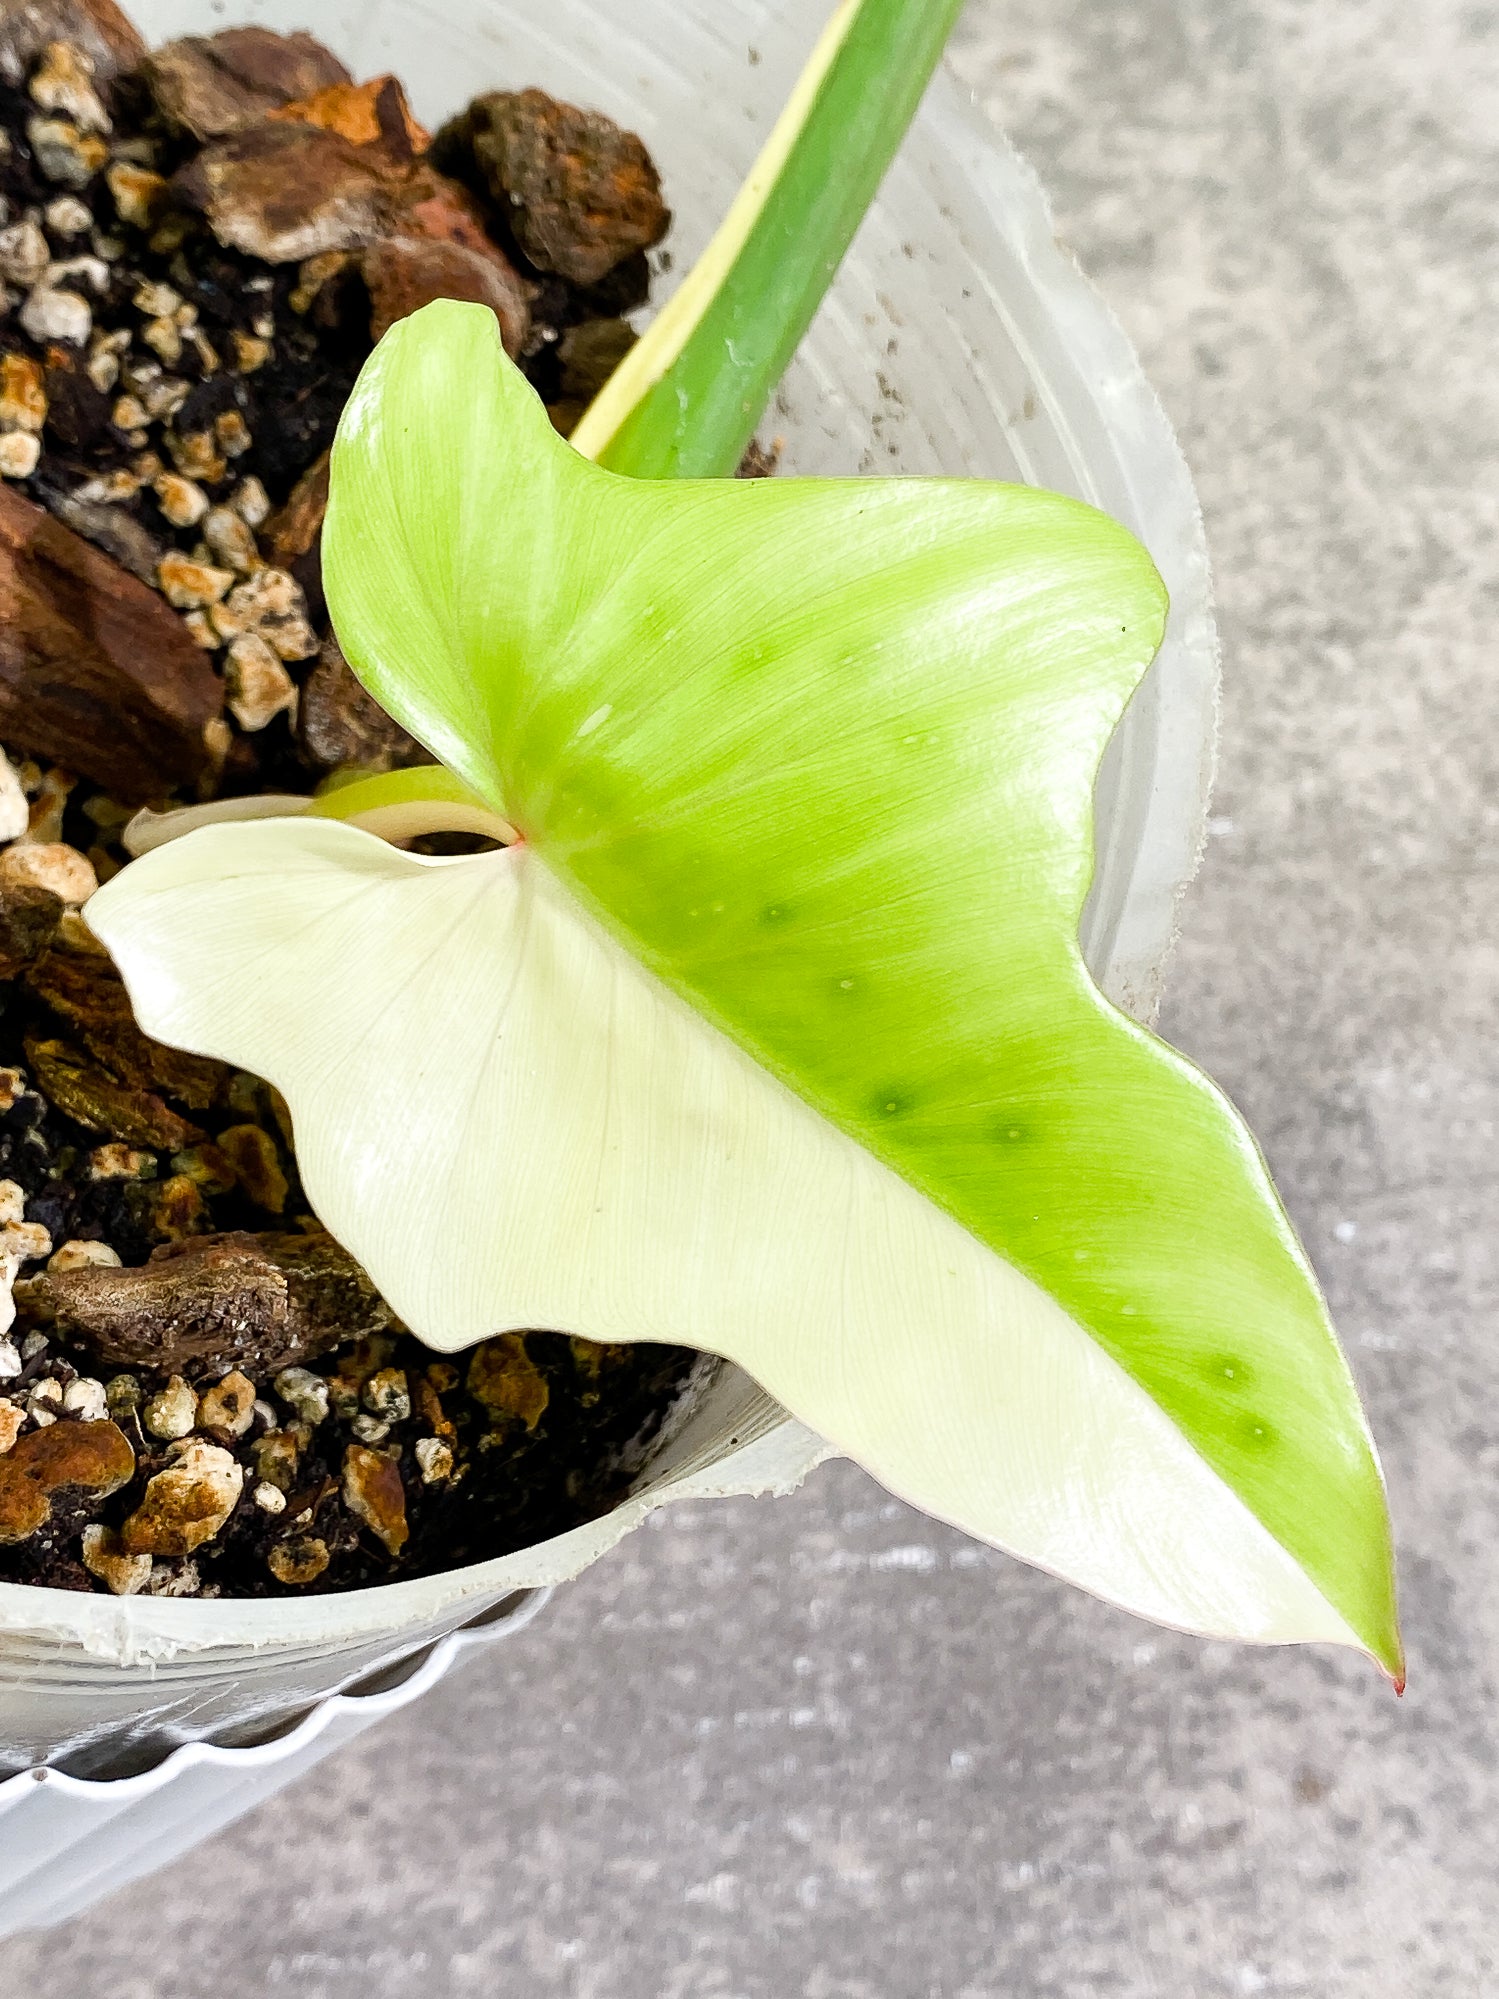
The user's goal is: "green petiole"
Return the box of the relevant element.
[573,0,970,478]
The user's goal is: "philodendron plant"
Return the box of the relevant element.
[86,1,1401,1680]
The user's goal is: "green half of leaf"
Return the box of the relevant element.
[572,0,969,477]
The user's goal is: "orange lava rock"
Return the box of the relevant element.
[467,1332,550,1433]
[267,1533,328,1586]
[0,351,47,433]
[434,88,670,286]
[342,1443,408,1556]
[363,234,530,355]
[415,1372,453,1441]
[148,1173,208,1243]
[0,1416,134,1544]
[120,1438,243,1556]
[258,452,326,572]
[216,1123,289,1213]
[273,73,429,161]
[395,163,524,276]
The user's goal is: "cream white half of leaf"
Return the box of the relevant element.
[88,818,1363,1651]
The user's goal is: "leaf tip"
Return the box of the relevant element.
[1362,1598,1405,1690]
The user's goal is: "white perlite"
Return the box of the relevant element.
[225,633,296,731]
[20,284,91,346]
[47,256,111,297]
[273,1367,329,1425]
[48,1240,122,1273]
[27,1378,62,1426]
[415,1436,455,1484]
[25,768,71,845]
[204,505,260,575]
[154,472,209,529]
[44,196,93,238]
[80,1526,152,1598]
[29,40,112,134]
[86,344,119,394]
[26,116,108,191]
[0,431,40,478]
[0,841,98,904]
[157,551,235,609]
[62,1378,109,1422]
[217,567,318,661]
[0,1220,51,1264]
[143,1376,198,1441]
[0,751,26,841]
[132,280,181,319]
[231,476,271,528]
[140,315,181,367]
[0,221,49,288]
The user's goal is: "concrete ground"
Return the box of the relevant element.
[12,1,1495,1991]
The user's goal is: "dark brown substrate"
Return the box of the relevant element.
[0,4,700,1601]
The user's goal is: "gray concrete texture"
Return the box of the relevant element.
[12,0,1496,1991]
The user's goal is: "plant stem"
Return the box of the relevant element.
[573,0,970,479]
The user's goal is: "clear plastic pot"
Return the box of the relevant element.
[0,0,1216,1848]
